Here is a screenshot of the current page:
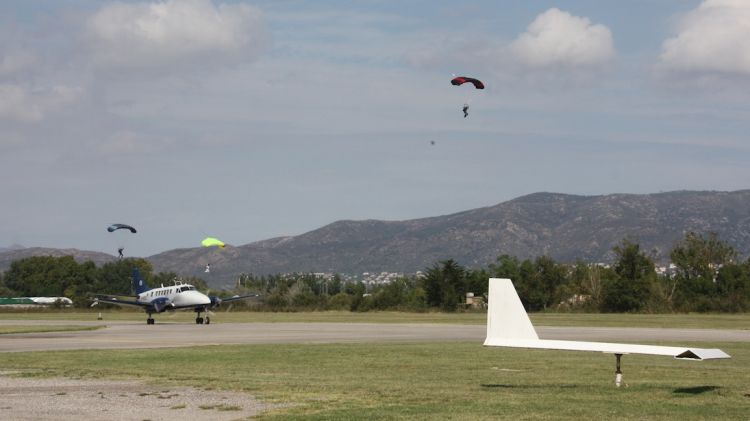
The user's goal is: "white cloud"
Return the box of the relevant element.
[660,0,750,75]
[510,8,615,68]
[0,84,81,123]
[85,0,269,69]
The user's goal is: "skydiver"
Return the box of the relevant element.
[118,247,124,259]
[205,263,211,273]
[462,103,469,118]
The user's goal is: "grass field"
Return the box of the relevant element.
[2,341,748,420]
[1,310,749,329]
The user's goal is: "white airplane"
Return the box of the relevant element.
[27,297,73,305]
[484,278,730,386]
[93,268,258,325]
[0,297,73,307]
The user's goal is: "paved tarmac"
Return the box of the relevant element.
[1,320,748,352]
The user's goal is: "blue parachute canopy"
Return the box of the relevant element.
[107,223,137,234]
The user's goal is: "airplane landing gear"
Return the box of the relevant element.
[147,314,155,325]
[615,353,625,387]
[195,308,209,324]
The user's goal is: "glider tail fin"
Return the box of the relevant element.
[484,278,539,345]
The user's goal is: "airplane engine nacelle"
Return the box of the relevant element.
[152,297,172,313]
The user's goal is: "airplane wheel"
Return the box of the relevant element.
[147,318,154,325]
[196,317,203,324]
[205,317,210,325]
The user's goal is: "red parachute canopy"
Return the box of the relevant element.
[451,76,485,89]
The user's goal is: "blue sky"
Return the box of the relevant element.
[2,0,749,256]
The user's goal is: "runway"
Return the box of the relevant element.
[1,320,748,352]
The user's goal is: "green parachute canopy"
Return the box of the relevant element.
[201,237,225,248]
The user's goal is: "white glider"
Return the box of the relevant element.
[483,278,730,386]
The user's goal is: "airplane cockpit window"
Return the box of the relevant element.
[180,286,190,292]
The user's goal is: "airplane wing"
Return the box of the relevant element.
[484,278,730,361]
[484,338,730,360]
[220,293,261,303]
[93,295,147,308]
[93,295,172,313]
[208,293,260,309]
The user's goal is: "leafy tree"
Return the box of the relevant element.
[511,256,569,311]
[370,277,425,310]
[489,255,521,281]
[669,232,736,310]
[0,271,14,296]
[328,274,343,296]
[348,282,367,311]
[327,292,352,310]
[714,261,750,312]
[93,258,153,296]
[291,288,320,308]
[421,260,467,311]
[5,256,79,297]
[2,256,100,306]
[264,289,288,310]
[465,268,489,300]
[601,240,655,312]
[567,260,608,310]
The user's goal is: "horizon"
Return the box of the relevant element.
[3,188,748,256]
[3,1,750,255]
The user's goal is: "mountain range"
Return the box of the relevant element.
[3,190,750,287]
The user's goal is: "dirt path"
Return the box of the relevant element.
[0,373,280,420]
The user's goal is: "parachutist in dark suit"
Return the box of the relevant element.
[462,104,469,118]
[118,247,124,258]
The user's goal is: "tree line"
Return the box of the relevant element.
[1,231,749,312]
[0,258,208,308]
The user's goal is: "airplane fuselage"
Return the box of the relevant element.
[136,283,211,310]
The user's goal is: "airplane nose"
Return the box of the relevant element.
[194,291,211,305]
[179,291,211,306]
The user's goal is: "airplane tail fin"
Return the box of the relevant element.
[132,267,150,295]
[484,278,539,345]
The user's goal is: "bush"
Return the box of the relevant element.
[327,293,352,310]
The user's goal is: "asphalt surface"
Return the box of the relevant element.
[1,320,748,352]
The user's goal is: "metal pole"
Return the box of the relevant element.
[615,353,623,387]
